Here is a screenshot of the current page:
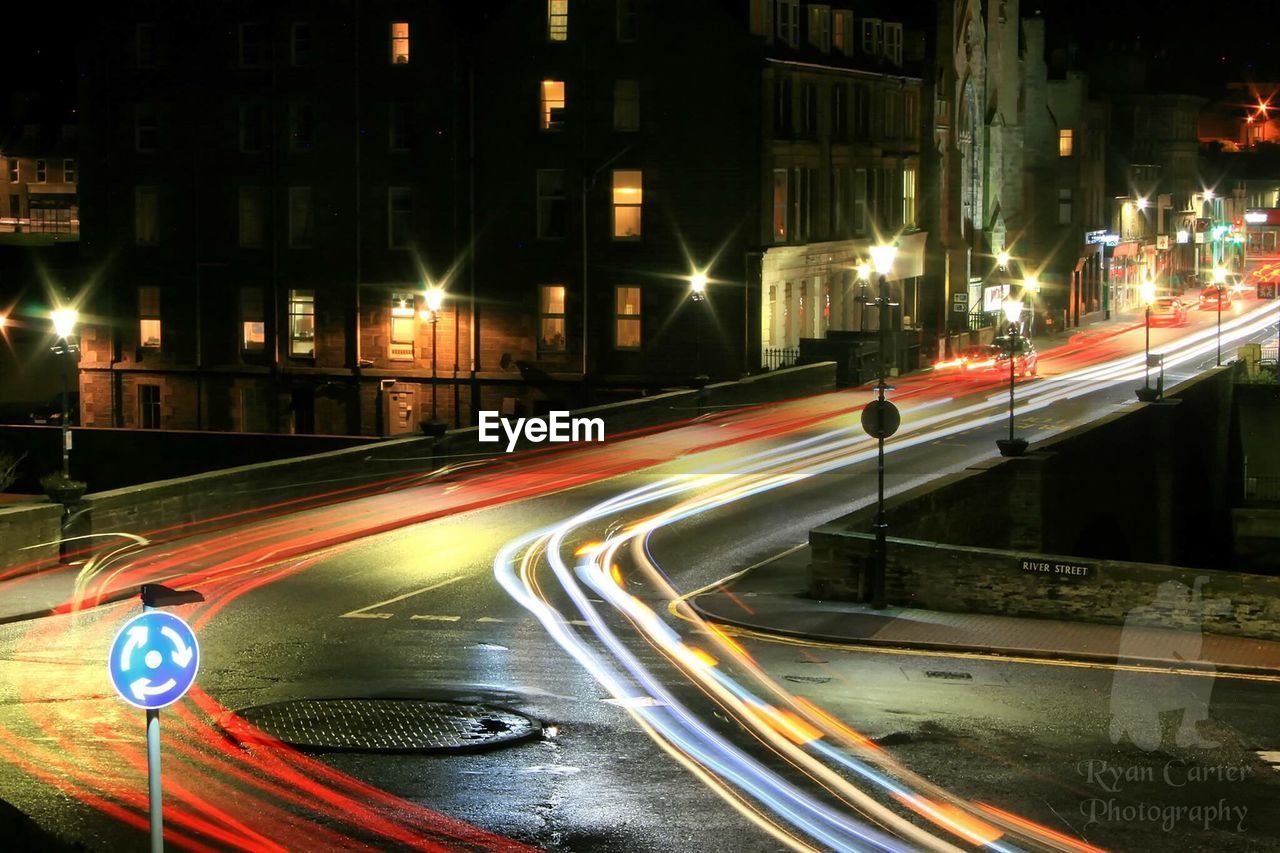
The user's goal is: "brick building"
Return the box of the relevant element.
[0,94,78,244]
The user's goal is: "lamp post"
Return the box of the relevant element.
[50,307,79,479]
[854,262,871,333]
[867,242,898,610]
[420,286,446,433]
[1135,277,1160,402]
[1213,266,1226,367]
[1023,274,1040,340]
[690,272,708,384]
[996,298,1028,457]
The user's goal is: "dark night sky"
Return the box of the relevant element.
[0,3,1273,112]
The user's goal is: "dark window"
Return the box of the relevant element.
[239,23,266,68]
[388,187,413,248]
[389,103,412,151]
[288,187,314,248]
[238,186,264,248]
[832,85,848,140]
[289,103,315,151]
[852,84,870,138]
[135,103,158,152]
[291,22,312,66]
[239,104,264,153]
[136,23,158,68]
[800,83,818,137]
[35,160,46,183]
[616,0,639,42]
[774,78,792,136]
[139,384,161,429]
[536,170,567,239]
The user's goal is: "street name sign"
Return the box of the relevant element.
[1018,557,1094,581]
[108,611,200,710]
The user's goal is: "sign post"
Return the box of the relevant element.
[108,585,203,853]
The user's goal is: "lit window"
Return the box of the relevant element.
[617,0,639,42]
[240,287,265,352]
[135,103,158,152]
[539,285,567,352]
[772,169,788,242]
[389,103,412,151]
[238,186,264,248]
[614,286,641,349]
[139,286,161,348]
[389,291,416,361]
[807,6,830,52]
[611,169,642,239]
[388,187,413,248]
[902,168,916,227]
[139,384,161,429]
[536,170,566,239]
[135,186,159,245]
[289,187,314,248]
[832,10,853,56]
[288,289,315,357]
[541,80,566,130]
[289,103,315,151]
[613,80,640,132]
[63,159,76,183]
[291,22,311,66]
[548,0,568,41]
[239,103,264,153]
[136,23,158,68]
[391,22,409,64]
[239,23,266,68]
[35,160,46,183]
[775,0,799,47]
[883,23,902,66]
[1059,128,1074,157]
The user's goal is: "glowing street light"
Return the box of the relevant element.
[997,298,1028,457]
[996,250,1010,270]
[1136,277,1160,402]
[1136,197,1149,211]
[420,286,447,431]
[868,242,899,610]
[49,306,80,480]
[689,271,708,299]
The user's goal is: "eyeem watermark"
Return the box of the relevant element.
[478,411,604,452]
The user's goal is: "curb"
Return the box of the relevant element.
[0,586,138,627]
[688,598,1280,678]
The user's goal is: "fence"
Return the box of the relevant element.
[1245,474,1280,503]
[761,347,799,371]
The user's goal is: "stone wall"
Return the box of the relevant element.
[809,530,1280,641]
[0,502,61,574]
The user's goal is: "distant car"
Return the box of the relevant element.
[936,345,1001,373]
[991,335,1039,377]
[1148,296,1187,325]
[1198,285,1234,310]
[28,392,79,426]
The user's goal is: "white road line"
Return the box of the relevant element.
[339,576,465,619]
[476,616,505,623]
[410,615,461,622]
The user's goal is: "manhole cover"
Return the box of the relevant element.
[228,699,541,753]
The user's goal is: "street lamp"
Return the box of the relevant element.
[854,262,871,332]
[1136,277,1160,402]
[50,307,79,479]
[868,242,898,610]
[996,298,1028,457]
[420,286,447,433]
[1023,274,1040,339]
[1213,266,1226,366]
[689,272,709,385]
[996,250,1010,270]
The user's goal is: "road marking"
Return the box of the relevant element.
[567,619,590,627]
[476,616,505,623]
[410,614,461,622]
[667,542,806,619]
[340,576,464,619]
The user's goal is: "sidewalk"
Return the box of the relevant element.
[0,557,140,625]
[689,549,1280,676]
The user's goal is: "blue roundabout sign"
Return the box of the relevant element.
[108,610,200,710]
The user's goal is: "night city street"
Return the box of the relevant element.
[2,2,1280,852]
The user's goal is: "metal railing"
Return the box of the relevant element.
[1245,474,1280,503]
[761,347,799,371]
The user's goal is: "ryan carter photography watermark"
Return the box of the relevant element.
[1077,760,1253,832]
[478,411,604,452]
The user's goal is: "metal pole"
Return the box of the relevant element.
[872,274,889,610]
[1008,326,1016,443]
[1145,306,1151,389]
[430,315,438,421]
[1216,288,1222,366]
[61,354,70,479]
[142,600,163,853]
